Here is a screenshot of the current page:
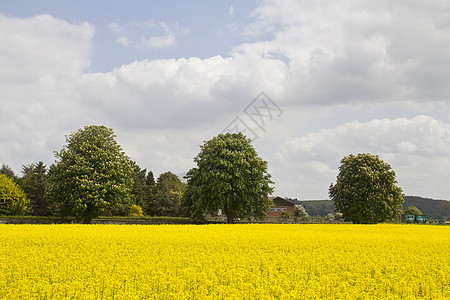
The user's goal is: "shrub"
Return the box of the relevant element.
[0,174,29,215]
[128,205,144,217]
[334,213,344,221]
[295,204,309,217]
[281,211,290,218]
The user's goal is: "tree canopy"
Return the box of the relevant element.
[0,163,16,181]
[20,162,49,216]
[150,171,186,217]
[46,125,134,223]
[329,153,404,224]
[130,161,150,212]
[294,204,309,218]
[404,206,423,216]
[0,174,29,215]
[182,133,273,223]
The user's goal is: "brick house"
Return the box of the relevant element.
[267,196,295,217]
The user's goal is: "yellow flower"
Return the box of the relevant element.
[0,224,448,299]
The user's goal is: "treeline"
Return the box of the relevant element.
[1,126,276,224]
[290,197,449,222]
[0,162,186,218]
[3,125,448,224]
[402,196,450,221]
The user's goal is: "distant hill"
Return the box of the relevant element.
[403,196,449,221]
[291,196,449,221]
[294,200,336,217]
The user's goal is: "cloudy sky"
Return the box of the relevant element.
[1,0,449,200]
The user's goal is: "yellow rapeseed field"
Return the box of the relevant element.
[0,224,448,299]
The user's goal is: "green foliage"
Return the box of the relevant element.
[128,204,144,217]
[281,211,290,218]
[0,163,17,182]
[144,171,156,214]
[296,200,335,217]
[20,162,50,216]
[182,132,274,223]
[326,213,335,221]
[404,206,423,216]
[403,196,449,221]
[146,171,155,187]
[329,153,404,224]
[334,212,344,221]
[150,172,186,217]
[46,125,134,223]
[0,174,29,215]
[129,163,156,215]
[296,197,449,221]
[130,161,150,213]
[294,204,309,217]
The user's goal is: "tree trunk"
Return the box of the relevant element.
[224,198,234,223]
[226,214,234,224]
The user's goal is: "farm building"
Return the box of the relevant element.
[267,196,295,217]
[404,214,427,224]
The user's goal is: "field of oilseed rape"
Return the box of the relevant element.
[0,224,449,299]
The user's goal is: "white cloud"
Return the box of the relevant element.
[116,36,131,46]
[235,0,450,105]
[396,141,418,154]
[0,14,94,82]
[279,115,450,162]
[76,53,289,130]
[228,5,234,17]
[1,1,450,202]
[109,20,188,49]
[142,34,175,48]
[108,22,123,35]
[275,116,450,199]
[0,14,95,172]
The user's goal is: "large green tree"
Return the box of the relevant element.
[182,133,274,223]
[329,153,404,224]
[0,174,29,215]
[46,125,134,223]
[150,171,186,217]
[20,162,49,216]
